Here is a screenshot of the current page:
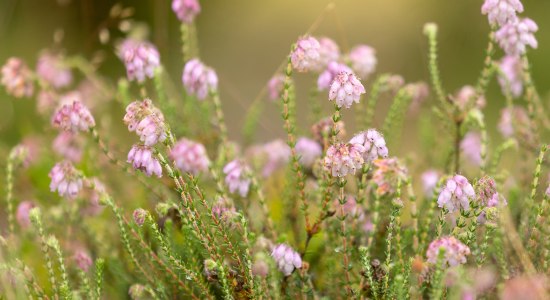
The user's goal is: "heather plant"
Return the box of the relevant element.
[2,1,550,299]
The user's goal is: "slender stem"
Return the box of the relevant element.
[30,210,59,299]
[5,155,15,235]
[337,177,352,296]
[454,120,462,174]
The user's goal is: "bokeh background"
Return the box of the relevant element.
[1,0,550,146]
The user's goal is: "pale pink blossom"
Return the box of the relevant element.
[323,143,365,177]
[438,175,476,213]
[53,132,83,162]
[329,71,365,109]
[426,236,470,267]
[495,18,538,55]
[267,74,285,101]
[120,40,160,82]
[36,52,72,88]
[347,45,377,79]
[349,129,389,164]
[51,101,96,132]
[259,139,291,177]
[452,86,485,111]
[133,208,147,226]
[223,159,251,197]
[295,137,322,168]
[1,57,34,98]
[127,144,163,177]
[271,244,302,276]
[169,138,210,175]
[317,37,340,70]
[317,61,352,91]
[421,169,440,197]
[481,0,524,26]
[123,99,167,146]
[49,161,83,199]
[73,250,93,272]
[291,36,321,73]
[498,55,523,98]
[311,117,346,145]
[461,132,482,166]
[16,201,35,229]
[182,58,218,100]
[172,0,201,23]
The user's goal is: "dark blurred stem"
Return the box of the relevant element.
[454,120,462,174]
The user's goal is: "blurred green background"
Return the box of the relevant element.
[1,0,549,144]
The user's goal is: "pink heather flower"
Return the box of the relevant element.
[271,244,302,276]
[172,0,201,23]
[211,197,236,222]
[323,143,365,177]
[495,18,538,55]
[259,139,291,177]
[349,129,389,164]
[37,90,58,115]
[461,132,482,166]
[452,85,485,111]
[223,159,251,197]
[372,158,408,196]
[53,132,83,162]
[121,40,160,82]
[9,145,30,168]
[36,52,72,88]
[421,169,440,197]
[426,236,470,267]
[295,137,322,168]
[59,90,84,107]
[476,176,507,223]
[498,55,523,98]
[51,101,96,132]
[498,106,530,138]
[127,144,163,177]
[347,45,377,79]
[317,61,352,91]
[317,37,340,70]
[501,275,549,300]
[169,138,210,175]
[291,36,321,73]
[481,0,524,27]
[1,58,34,98]
[82,178,105,216]
[73,250,93,272]
[133,208,147,226]
[311,117,346,145]
[123,99,167,146]
[267,74,285,101]
[329,72,366,109]
[49,161,83,199]
[16,201,35,229]
[182,58,218,100]
[438,175,476,213]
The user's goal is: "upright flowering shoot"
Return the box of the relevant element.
[169,138,210,175]
[498,55,523,97]
[426,236,471,267]
[349,129,389,164]
[323,142,365,177]
[329,71,366,109]
[36,52,72,88]
[119,40,161,82]
[182,58,218,100]
[52,101,96,132]
[290,36,321,73]
[123,99,167,146]
[223,159,251,197]
[271,244,302,276]
[49,161,84,199]
[127,144,163,178]
[495,18,538,55]
[172,0,201,24]
[317,62,352,91]
[438,175,476,213]
[1,57,34,98]
[481,0,524,26]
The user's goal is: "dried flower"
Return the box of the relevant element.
[271,244,302,276]
[169,138,210,175]
[267,74,285,101]
[481,0,524,27]
[291,36,321,73]
[347,45,377,79]
[127,144,163,177]
[295,137,322,168]
[317,61,352,91]
[36,52,73,88]
[437,175,476,213]
[73,250,93,272]
[1,58,34,98]
[49,161,83,199]
[317,37,340,70]
[323,142,365,177]
[477,176,507,223]
[182,58,218,100]
[421,169,440,197]
[172,0,201,24]
[16,201,35,229]
[133,208,147,226]
[328,71,365,109]
[311,117,346,144]
[372,158,408,196]
[426,236,471,267]
[498,55,523,98]
[461,132,482,166]
[349,129,389,164]
[53,132,83,162]
[52,101,96,132]
[121,40,160,82]
[123,99,167,146]
[223,159,251,197]
[495,18,538,55]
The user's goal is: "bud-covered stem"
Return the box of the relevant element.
[337,177,353,296]
[180,23,192,63]
[359,246,378,300]
[48,237,71,298]
[424,23,447,108]
[363,74,388,129]
[210,90,228,165]
[5,153,15,235]
[521,54,550,131]
[249,172,277,240]
[520,144,547,234]
[382,180,403,293]
[94,258,104,300]
[475,28,496,97]
[406,177,419,252]
[30,209,59,299]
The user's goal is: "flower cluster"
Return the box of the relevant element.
[120,40,160,82]
[323,142,365,177]
[1,58,34,98]
[267,74,285,101]
[16,201,35,229]
[295,137,322,168]
[51,101,96,132]
[421,169,440,197]
[258,139,291,177]
[498,55,523,98]
[182,58,219,100]
[328,71,365,109]
[311,117,346,144]
[123,99,167,146]
[481,0,524,26]
[372,158,408,196]
[426,236,471,267]
[73,250,93,272]
[498,106,532,141]
[451,85,485,112]
[347,45,377,79]
[271,244,302,276]
[461,132,482,166]
[437,175,476,213]
[317,37,340,70]
[36,52,73,88]
[169,138,210,175]
[477,176,506,208]
[53,132,83,162]
[127,144,163,177]
[291,36,321,73]
[317,62,352,91]
[49,161,83,199]
[223,159,251,197]
[172,0,201,23]
[495,18,538,55]
[349,129,389,164]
